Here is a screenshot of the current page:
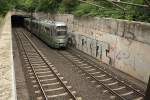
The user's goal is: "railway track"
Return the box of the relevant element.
[57,49,145,100]
[14,28,81,100]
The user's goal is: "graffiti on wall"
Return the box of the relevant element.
[68,33,132,65]
[60,15,134,65]
[55,14,150,83]
[68,34,111,64]
[116,50,130,60]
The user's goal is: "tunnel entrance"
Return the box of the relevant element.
[11,15,26,27]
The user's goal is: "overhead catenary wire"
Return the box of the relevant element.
[78,0,126,14]
[78,0,105,9]
[78,0,126,17]
[112,1,149,8]
[79,0,125,10]
[103,0,125,10]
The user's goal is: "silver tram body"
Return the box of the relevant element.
[24,18,68,48]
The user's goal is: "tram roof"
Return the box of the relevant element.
[24,18,67,27]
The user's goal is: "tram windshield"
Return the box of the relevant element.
[56,31,66,36]
[56,26,67,36]
[56,26,67,31]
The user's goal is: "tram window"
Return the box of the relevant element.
[56,26,67,30]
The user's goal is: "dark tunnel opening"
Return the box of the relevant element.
[11,15,27,27]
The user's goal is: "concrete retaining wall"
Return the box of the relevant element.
[0,12,16,100]
[34,13,150,83]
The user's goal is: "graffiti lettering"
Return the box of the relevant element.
[69,34,111,64]
[116,51,130,60]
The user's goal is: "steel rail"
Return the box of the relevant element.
[68,48,145,97]
[57,50,126,100]
[15,31,49,100]
[22,31,77,100]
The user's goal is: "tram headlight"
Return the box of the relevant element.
[56,39,65,43]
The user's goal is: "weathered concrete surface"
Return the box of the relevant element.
[11,11,30,18]
[33,13,150,83]
[53,14,150,84]
[0,12,16,100]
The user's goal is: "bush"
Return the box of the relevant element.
[73,3,97,16]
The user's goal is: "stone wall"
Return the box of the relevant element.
[34,13,150,83]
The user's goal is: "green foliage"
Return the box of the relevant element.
[73,3,95,16]
[133,7,150,22]
[0,0,11,16]
[16,0,39,12]
[39,0,61,13]
[72,0,150,22]
[58,0,78,13]
[0,0,149,22]
[58,3,66,13]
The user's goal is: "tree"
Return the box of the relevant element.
[0,0,11,16]
[39,0,62,13]
[61,0,78,13]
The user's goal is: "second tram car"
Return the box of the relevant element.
[24,18,68,48]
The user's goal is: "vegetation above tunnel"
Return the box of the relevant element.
[0,0,150,22]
